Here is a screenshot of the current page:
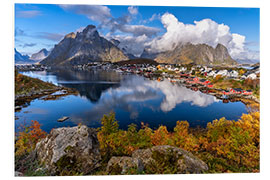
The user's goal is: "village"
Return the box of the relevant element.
[15,61,260,103]
[74,61,259,97]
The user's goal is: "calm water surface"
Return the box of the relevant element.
[15,69,248,132]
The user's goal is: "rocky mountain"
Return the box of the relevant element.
[141,43,237,65]
[40,25,128,66]
[110,39,137,59]
[14,48,34,64]
[30,48,50,61]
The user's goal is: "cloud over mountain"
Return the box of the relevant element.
[146,13,259,61]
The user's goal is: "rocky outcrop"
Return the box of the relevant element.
[40,25,128,66]
[35,125,101,175]
[106,145,208,174]
[141,43,237,65]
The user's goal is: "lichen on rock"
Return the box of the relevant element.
[132,145,208,174]
[35,125,101,175]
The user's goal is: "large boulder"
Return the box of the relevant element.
[132,145,208,174]
[35,125,101,175]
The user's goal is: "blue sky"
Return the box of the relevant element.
[14,4,259,60]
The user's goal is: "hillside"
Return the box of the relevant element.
[114,58,158,66]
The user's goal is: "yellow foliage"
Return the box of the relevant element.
[97,111,260,172]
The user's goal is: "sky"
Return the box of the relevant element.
[14,4,260,61]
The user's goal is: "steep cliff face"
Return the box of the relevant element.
[141,43,237,65]
[40,25,128,66]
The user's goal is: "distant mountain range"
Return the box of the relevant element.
[24,24,259,66]
[235,59,259,65]
[15,48,33,64]
[15,48,50,64]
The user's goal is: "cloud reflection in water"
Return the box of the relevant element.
[71,76,218,125]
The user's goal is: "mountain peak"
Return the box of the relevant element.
[64,32,76,39]
[81,25,99,38]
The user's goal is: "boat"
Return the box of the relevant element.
[57,116,69,122]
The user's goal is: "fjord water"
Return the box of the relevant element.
[16,69,247,133]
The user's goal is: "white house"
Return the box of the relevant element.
[228,70,239,78]
[215,70,228,77]
[247,73,257,80]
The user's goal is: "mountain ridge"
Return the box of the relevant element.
[141,43,237,65]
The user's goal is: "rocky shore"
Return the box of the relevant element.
[15,86,78,111]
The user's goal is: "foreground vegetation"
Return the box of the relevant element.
[15,107,260,175]
[15,70,56,95]
[97,110,259,173]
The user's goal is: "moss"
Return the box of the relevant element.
[56,155,76,169]
[107,163,122,175]
[64,145,73,152]
[144,148,183,174]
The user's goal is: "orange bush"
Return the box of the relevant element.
[15,121,47,157]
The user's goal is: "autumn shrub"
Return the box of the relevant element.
[97,111,259,173]
[172,121,199,152]
[15,120,47,157]
[200,112,260,172]
[151,125,171,146]
[15,120,47,173]
[97,113,153,159]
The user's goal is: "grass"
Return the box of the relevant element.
[15,70,56,96]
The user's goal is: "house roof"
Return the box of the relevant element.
[233,88,243,91]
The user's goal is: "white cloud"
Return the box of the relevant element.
[111,34,150,56]
[128,6,138,15]
[59,5,111,23]
[119,24,160,37]
[146,13,258,61]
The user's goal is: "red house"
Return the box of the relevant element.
[230,88,243,94]
[186,77,198,84]
[180,73,190,77]
[199,79,211,85]
[223,90,231,95]
[207,83,213,88]
[242,90,253,95]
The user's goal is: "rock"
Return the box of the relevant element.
[106,156,144,175]
[35,125,101,175]
[132,145,208,174]
[15,171,23,176]
[15,106,21,111]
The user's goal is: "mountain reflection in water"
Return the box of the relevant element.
[69,76,218,125]
[18,70,247,132]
